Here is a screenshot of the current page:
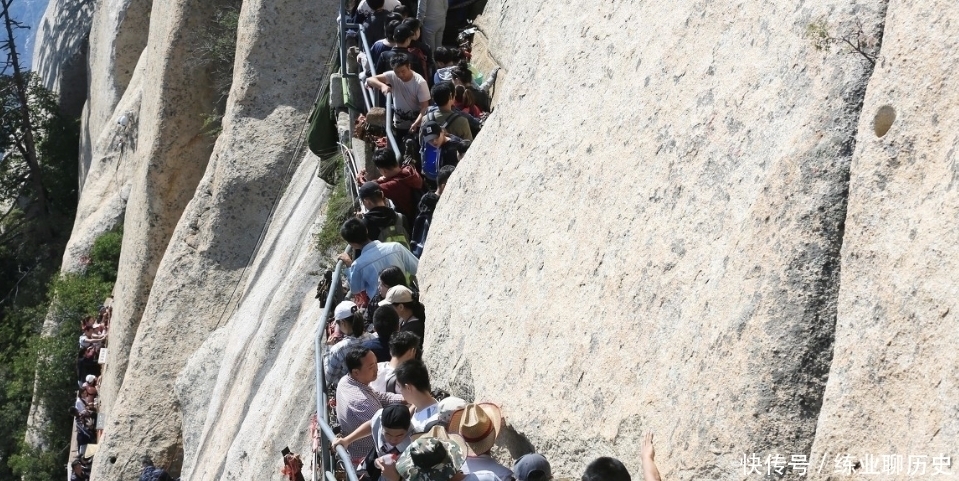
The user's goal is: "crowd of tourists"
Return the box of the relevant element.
[66,305,110,481]
[321,3,665,480]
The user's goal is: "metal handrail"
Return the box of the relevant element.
[360,81,373,112]
[384,93,402,160]
[313,260,360,481]
[358,25,378,78]
[358,25,378,109]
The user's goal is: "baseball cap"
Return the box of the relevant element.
[358,181,383,200]
[437,396,467,425]
[513,453,552,481]
[379,285,414,306]
[333,300,357,321]
[422,121,442,143]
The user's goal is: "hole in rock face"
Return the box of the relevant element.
[874,105,896,138]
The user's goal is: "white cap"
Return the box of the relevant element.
[85,375,97,384]
[334,300,357,321]
[437,396,467,424]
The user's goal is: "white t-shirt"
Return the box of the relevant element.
[357,0,401,16]
[370,362,401,394]
[463,456,514,480]
[382,71,430,125]
[410,403,440,433]
[463,471,502,481]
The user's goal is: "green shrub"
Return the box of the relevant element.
[315,171,354,256]
[6,229,121,479]
[188,1,242,138]
[87,228,122,283]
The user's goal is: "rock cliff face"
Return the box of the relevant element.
[810,0,959,474]
[424,0,949,479]
[30,0,958,479]
[84,0,335,478]
[33,0,336,478]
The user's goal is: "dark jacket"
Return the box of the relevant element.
[436,134,470,169]
[377,166,424,220]
[409,192,440,257]
[363,206,408,243]
[361,9,391,45]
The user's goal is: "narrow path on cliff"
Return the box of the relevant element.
[311,1,501,480]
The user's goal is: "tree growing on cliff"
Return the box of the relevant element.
[806,17,881,67]
[0,1,82,479]
[0,0,79,279]
[0,0,50,221]
[188,1,242,137]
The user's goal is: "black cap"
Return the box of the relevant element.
[358,181,383,199]
[422,121,442,142]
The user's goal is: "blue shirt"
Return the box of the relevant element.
[347,241,418,296]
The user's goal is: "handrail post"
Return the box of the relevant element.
[384,93,402,160]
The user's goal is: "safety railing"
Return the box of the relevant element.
[358,25,378,110]
[339,142,362,210]
[316,3,405,479]
[384,93,403,160]
[313,261,360,481]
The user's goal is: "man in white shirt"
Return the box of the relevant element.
[371,330,420,394]
[366,54,430,133]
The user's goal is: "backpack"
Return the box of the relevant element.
[426,109,478,138]
[409,214,430,258]
[419,110,469,181]
[452,107,482,137]
[378,212,410,249]
[385,372,398,394]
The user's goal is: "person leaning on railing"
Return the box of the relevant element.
[336,346,406,462]
[365,54,431,135]
[325,301,374,387]
[357,147,424,221]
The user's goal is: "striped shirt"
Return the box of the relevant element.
[336,375,405,460]
[324,334,373,388]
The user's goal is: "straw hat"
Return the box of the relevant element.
[447,403,503,456]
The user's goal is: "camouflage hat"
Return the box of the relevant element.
[396,437,466,481]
